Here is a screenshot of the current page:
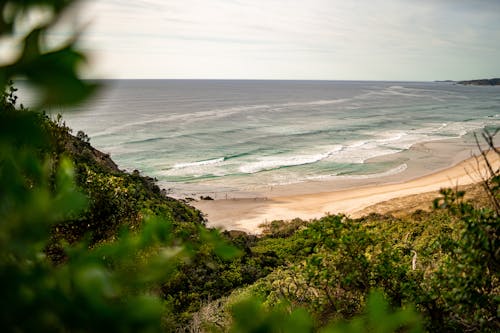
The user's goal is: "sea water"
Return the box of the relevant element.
[43,80,500,197]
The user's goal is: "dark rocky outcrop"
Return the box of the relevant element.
[457,78,500,86]
[64,133,120,173]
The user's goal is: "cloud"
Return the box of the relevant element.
[72,0,500,80]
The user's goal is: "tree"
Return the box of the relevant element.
[427,131,500,332]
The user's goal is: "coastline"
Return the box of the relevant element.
[192,143,499,234]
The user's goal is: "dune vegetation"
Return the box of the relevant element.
[1,1,498,332]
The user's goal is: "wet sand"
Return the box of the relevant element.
[193,148,499,234]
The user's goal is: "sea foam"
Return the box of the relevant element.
[173,157,225,169]
[239,146,343,174]
[53,80,500,193]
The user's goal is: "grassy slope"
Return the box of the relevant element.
[44,116,205,254]
[191,183,497,331]
[44,115,284,327]
[46,113,497,331]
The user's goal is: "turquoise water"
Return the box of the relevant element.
[48,80,500,196]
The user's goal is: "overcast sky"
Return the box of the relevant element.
[73,0,500,80]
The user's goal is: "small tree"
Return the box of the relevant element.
[76,130,90,143]
[428,130,499,332]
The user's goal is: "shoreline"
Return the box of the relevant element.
[165,134,483,200]
[192,148,499,234]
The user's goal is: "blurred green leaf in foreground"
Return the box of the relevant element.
[0,1,182,331]
[0,1,444,332]
[0,0,97,107]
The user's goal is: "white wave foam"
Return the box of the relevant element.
[355,85,469,102]
[89,104,273,137]
[89,98,352,138]
[153,118,498,180]
[377,132,407,143]
[364,86,423,98]
[421,120,496,138]
[338,118,499,164]
[339,163,408,180]
[325,136,408,164]
[305,164,407,181]
[437,123,448,131]
[173,157,225,169]
[239,146,342,174]
[284,99,349,107]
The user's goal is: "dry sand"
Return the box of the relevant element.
[193,151,499,234]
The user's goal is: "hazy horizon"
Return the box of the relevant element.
[80,78,498,83]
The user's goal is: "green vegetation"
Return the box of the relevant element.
[191,188,498,332]
[1,0,498,332]
[1,81,281,330]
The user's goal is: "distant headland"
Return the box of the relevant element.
[457,78,500,86]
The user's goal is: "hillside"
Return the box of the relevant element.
[55,112,500,332]
[1,88,498,332]
[190,182,499,332]
[457,78,500,86]
[45,115,205,249]
[2,1,498,331]
[36,114,277,322]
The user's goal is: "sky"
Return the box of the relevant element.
[55,0,500,80]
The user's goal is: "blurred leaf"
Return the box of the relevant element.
[74,264,116,300]
[321,291,422,333]
[18,27,43,64]
[17,46,98,106]
[230,297,313,333]
[201,228,243,260]
[0,109,48,147]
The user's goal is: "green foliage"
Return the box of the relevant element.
[0,94,245,330]
[1,1,497,332]
[0,83,265,331]
[76,130,90,143]
[212,177,497,332]
[0,1,238,330]
[0,93,168,331]
[243,215,422,326]
[160,230,282,321]
[433,187,466,212]
[0,0,97,106]
[215,291,421,333]
[322,291,422,333]
[229,298,313,333]
[424,184,500,332]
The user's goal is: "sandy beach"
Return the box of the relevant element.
[193,148,499,234]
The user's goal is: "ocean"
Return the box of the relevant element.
[40,80,500,198]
